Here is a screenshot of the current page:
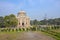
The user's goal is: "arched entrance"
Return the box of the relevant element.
[22,23,24,27]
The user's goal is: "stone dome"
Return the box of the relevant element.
[17,11,26,17]
[18,11,26,14]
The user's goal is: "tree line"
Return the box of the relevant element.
[30,18,60,25]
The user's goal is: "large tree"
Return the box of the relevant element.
[4,14,18,28]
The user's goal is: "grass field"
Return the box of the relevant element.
[0,32,18,40]
[41,29,60,40]
[51,29,60,33]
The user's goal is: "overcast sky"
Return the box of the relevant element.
[0,0,60,20]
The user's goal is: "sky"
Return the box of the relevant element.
[0,0,60,20]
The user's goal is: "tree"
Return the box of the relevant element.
[40,19,47,25]
[30,20,33,25]
[4,16,10,27]
[0,16,5,28]
[4,14,18,28]
[9,14,18,27]
[40,18,60,25]
[33,19,38,25]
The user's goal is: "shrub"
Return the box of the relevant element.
[12,29,14,32]
[19,28,21,31]
[8,28,11,32]
[22,28,25,31]
[26,28,29,31]
[16,29,18,32]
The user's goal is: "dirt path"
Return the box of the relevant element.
[0,31,56,40]
[16,31,56,40]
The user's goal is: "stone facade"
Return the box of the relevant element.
[17,11,30,28]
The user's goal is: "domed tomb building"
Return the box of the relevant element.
[17,11,30,28]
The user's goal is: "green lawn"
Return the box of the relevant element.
[41,29,60,40]
[51,29,60,33]
[0,32,23,40]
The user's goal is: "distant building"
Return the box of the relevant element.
[17,11,30,28]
